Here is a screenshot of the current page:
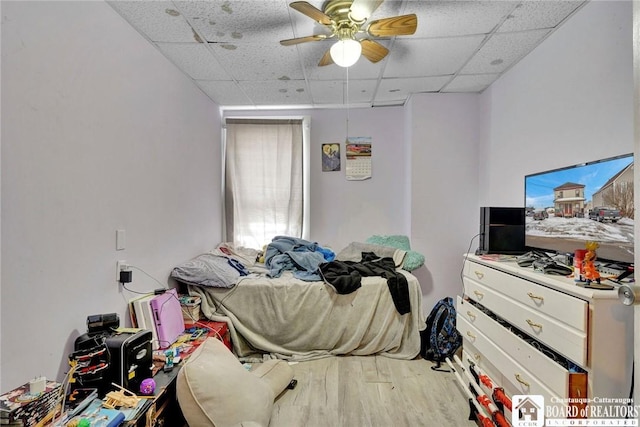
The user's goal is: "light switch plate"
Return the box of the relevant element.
[116,229,126,250]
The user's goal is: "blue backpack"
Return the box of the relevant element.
[420,297,462,371]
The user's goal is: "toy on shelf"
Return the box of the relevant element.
[102,383,140,410]
[139,378,156,396]
[582,241,601,285]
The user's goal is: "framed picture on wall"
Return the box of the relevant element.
[322,143,341,172]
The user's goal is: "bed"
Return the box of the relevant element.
[173,240,426,362]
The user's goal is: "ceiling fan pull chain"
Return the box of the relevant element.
[346,66,350,139]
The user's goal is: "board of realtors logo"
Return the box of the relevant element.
[513,395,545,427]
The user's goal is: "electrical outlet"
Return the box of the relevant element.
[117,260,127,282]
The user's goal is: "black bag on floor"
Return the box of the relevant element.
[420,296,462,371]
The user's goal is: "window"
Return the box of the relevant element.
[223,117,309,249]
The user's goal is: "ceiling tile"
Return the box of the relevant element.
[238,80,312,105]
[410,1,516,38]
[497,1,585,33]
[108,1,198,43]
[212,42,305,81]
[156,42,231,80]
[383,35,486,78]
[309,80,345,105]
[366,0,403,19]
[176,0,294,43]
[196,80,253,106]
[459,29,551,74]
[441,74,500,93]
[309,79,377,105]
[376,76,452,102]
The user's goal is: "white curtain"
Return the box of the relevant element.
[225,119,304,249]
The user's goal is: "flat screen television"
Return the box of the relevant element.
[524,153,634,265]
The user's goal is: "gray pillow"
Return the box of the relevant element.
[171,253,241,288]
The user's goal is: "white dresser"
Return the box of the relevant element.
[458,254,633,409]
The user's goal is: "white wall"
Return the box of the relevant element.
[478,0,634,205]
[1,1,221,390]
[407,94,481,312]
[222,107,409,251]
[478,0,635,398]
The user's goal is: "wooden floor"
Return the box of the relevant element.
[269,355,477,427]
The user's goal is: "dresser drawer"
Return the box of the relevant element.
[464,278,587,365]
[458,316,557,397]
[457,296,584,398]
[457,316,587,398]
[465,261,588,332]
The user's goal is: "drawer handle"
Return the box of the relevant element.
[466,311,476,320]
[473,290,484,299]
[466,331,476,340]
[515,373,530,388]
[473,353,481,361]
[474,271,484,279]
[526,319,543,330]
[527,292,544,302]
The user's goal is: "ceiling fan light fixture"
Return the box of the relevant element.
[330,39,361,67]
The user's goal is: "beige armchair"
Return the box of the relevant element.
[176,337,294,427]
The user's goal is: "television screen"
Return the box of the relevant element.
[524,153,634,265]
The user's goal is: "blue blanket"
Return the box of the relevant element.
[265,236,335,281]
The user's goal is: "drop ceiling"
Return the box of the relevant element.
[108,0,587,109]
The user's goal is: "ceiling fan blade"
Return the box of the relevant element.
[318,49,334,66]
[280,34,327,46]
[349,0,384,22]
[360,39,389,63]
[290,1,332,25]
[367,14,417,37]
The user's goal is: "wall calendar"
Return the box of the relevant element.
[345,137,371,181]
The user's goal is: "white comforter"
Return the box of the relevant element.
[188,270,426,361]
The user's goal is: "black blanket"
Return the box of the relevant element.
[319,253,411,315]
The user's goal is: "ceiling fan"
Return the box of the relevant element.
[280,0,417,67]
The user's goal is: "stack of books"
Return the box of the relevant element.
[0,379,62,426]
[128,293,160,350]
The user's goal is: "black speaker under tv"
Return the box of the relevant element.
[477,207,526,255]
